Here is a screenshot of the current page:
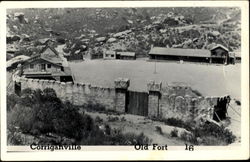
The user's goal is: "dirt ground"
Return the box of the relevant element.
[70,59,241,145]
[85,111,189,146]
[69,59,241,100]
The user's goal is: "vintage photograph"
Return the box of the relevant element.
[1,0,249,160]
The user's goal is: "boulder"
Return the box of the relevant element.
[13,25,18,31]
[113,30,132,38]
[22,34,30,41]
[127,20,133,24]
[210,31,220,37]
[14,12,25,23]
[80,45,87,50]
[80,39,90,44]
[159,29,167,33]
[107,38,116,43]
[74,49,81,54]
[76,34,86,40]
[96,37,106,42]
[6,35,21,43]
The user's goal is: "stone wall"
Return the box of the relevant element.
[16,76,120,111]
[13,74,229,122]
[147,81,229,122]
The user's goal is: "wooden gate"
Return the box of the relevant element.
[126,91,148,116]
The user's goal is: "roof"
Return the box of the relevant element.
[149,47,211,58]
[210,44,229,52]
[39,45,65,64]
[24,57,63,67]
[40,45,59,55]
[105,50,116,55]
[234,51,241,58]
[117,52,136,57]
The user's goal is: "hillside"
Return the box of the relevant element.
[6,7,241,60]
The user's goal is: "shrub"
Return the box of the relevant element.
[170,128,178,137]
[193,122,236,145]
[95,116,103,123]
[82,101,106,112]
[155,126,163,135]
[120,116,126,122]
[107,116,119,122]
[162,118,193,131]
[8,88,152,145]
[180,131,196,143]
[8,88,93,142]
[235,100,241,106]
[151,116,235,145]
[108,131,151,145]
[7,93,19,111]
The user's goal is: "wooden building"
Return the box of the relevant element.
[149,44,231,65]
[21,45,73,82]
[103,50,136,60]
[117,52,136,60]
[103,50,116,59]
[210,44,230,64]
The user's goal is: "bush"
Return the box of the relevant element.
[107,116,119,122]
[155,126,163,135]
[151,117,235,145]
[160,118,193,131]
[95,116,103,123]
[193,122,236,145]
[7,93,20,111]
[235,100,241,106]
[82,101,106,112]
[8,88,152,145]
[170,128,178,137]
[8,88,93,142]
[120,116,126,122]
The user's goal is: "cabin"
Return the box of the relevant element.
[103,50,136,60]
[103,50,116,59]
[20,45,73,82]
[117,52,136,60]
[149,44,231,65]
[233,51,241,63]
[210,44,230,64]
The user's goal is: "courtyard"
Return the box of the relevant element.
[69,59,241,100]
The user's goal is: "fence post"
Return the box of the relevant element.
[147,81,162,118]
[114,78,130,113]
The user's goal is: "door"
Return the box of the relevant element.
[126,91,148,116]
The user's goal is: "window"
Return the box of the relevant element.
[111,54,114,57]
[30,64,34,69]
[47,64,51,68]
[61,67,64,71]
[41,64,46,71]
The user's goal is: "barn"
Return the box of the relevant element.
[149,44,231,65]
[21,45,73,82]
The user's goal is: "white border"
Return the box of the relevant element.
[1,1,249,160]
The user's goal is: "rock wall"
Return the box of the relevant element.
[13,75,229,122]
[159,93,218,121]
[148,81,229,122]
[17,77,117,111]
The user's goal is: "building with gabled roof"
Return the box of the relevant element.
[149,44,232,65]
[20,45,73,82]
